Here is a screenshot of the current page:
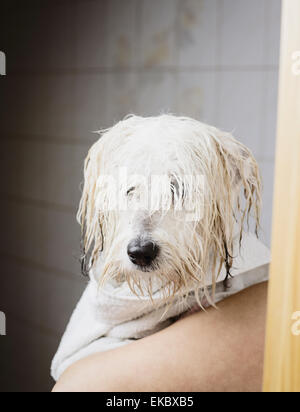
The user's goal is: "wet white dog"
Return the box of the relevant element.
[79,114,261,298]
[52,115,270,380]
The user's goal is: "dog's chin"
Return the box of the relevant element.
[129,260,159,273]
[134,264,156,273]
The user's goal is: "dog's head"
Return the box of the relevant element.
[78,115,261,298]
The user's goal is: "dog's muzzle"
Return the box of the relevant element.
[127,238,159,268]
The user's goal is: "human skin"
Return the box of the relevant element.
[53,281,268,392]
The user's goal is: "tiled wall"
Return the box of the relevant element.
[0,0,281,391]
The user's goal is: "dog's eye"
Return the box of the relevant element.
[170,180,181,197]
[170,182,176,197]
[171,180,185,204]
[126,187,135,196]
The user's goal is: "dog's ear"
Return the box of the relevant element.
[209,131,262,282]
[214,131,262,231]
[77,139,105,276]
[215,132,261,193]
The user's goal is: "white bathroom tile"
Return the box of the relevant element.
[24,75,50,136]
[0,140,10,194]
[0,199,14,254]
[2,6,41,72]
[36,272,85,336]
[0,317,59,392]
[19,204,43,264]
[106,0,137,68]
[46,75,76,139]
[264,0,282,66]
[74,74,107,139]
[40,2,76,70]
[40,142,78,208]
[18,140,43,201]
[259,160,275,246]
[75,0,108,69]
[0,258,85,337]
[32,75,76,139]
[0,6,20,71]
[1,199,79,275]
[178,0,218,67]
[106,72,138,125]
[176,71,217,125]
[73,144,91,207]
[10,2,76,71]
[136,72,177,117]
[0,139,22,196]
[0,76,32,135]
[0,77,15,133]
[218,0,265,66]
[261,70,279,160]
[2,200,43,264]
[216,71,264,158]
[138,0,179,68]
[39,207,81,275]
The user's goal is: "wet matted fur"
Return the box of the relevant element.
[77,115,261,304]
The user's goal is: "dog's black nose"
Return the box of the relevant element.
[127,239,159,267]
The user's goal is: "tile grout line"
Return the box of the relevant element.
[0,251,86,284]
[214,0,223,126]
[260,0,272,159]
[2,133,94,146]
[1,154,275,213]
[3,309,62,340]
[1,193,77,214]
[6,65,280,77]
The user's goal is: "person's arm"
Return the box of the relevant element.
[53,281,268,392]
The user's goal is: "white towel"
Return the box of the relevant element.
[51,232,270,381]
